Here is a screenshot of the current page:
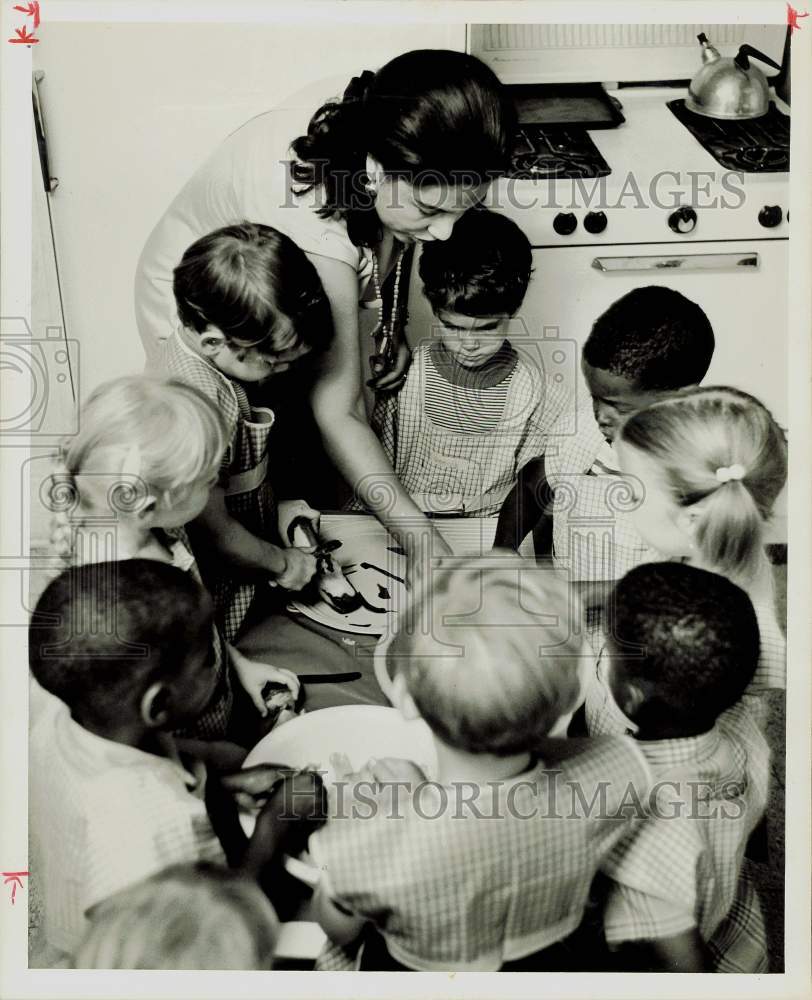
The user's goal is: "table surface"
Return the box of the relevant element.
[237,514,534,713]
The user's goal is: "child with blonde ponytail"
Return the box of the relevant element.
[584,385,787,735]
[45,375,299,744]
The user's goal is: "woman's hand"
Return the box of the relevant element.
[366,339,412,393]
[269,545,318,591]
[277,499,321,549]
[228,645,301,717]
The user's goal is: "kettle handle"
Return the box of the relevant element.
[734,45,782,73]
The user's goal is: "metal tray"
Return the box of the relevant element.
[507,83,625,130]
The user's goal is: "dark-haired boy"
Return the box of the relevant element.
[495,286,715,590]
[591,562,768,973]
[371,209,569,517]
[29,560,318,960]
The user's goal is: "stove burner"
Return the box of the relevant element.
[508,126,611,180]
[667,99,790,173]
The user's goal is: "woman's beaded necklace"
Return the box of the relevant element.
[369,243,405,379]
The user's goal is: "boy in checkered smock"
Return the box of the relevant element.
[308,556,655,971]
[369,209,569,518]
[165,223,334,642]
[497,287,715,618]
[589,563,770,972]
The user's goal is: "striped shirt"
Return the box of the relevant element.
[310,737,653,971]
[371,340,570,517]
[599,701,770,972]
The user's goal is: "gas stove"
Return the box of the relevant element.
[510,126,611,180]
[667,99,790,173]
[491,86,790,247]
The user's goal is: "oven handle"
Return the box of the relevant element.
[592,253,759,272]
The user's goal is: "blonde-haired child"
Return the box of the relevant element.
[585,385,787,736]
[309,555,653,972]
[47,375,299,742]
[74,863,279,969]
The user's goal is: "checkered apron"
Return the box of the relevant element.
[161,332,277,642]
[162,526,234,740]
[370,343,569,516]
[600,701,770,972]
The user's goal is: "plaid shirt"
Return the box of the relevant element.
[309,737,653,971]
[30,697,224,956]
[546,397,660,583]
[585,599,786,738]
[599,701,770,972]
[161,330,278,642]
[371,341,570,517]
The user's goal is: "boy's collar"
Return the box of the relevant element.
[429,339,518,389]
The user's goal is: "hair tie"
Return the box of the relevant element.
[715,464,745,484]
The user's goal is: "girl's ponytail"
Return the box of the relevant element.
[619,386,787,585]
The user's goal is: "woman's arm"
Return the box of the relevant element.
[192,485,316,589]
[312,883,367,947]
[305,254,451,558]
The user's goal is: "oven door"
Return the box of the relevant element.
[521,239,788,541]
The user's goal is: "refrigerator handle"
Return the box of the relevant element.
[32,71,59,194]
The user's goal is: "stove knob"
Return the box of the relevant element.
[553,212,578,236]
[758,205,783,228]
[583,211,608,234]
[668,206,698,234]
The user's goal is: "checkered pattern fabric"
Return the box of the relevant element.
[161,330,278,642]
[30,697,225,956]
[163,527,234,740]
[546,397,661,583]
[370,342,570,517]
[599,701,770,972]
[584,599,786,738]
[309,737,653,971]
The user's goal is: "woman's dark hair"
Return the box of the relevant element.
[173,222,334,356]
[290,50,516,247]
[418,208,532,317]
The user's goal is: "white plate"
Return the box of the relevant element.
[288,520,408,635]
[239,706,437,884]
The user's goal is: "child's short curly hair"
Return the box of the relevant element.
[583,286,714,390]
[382,554,586,754]
[608,562,760,735]
[418,209,532,318]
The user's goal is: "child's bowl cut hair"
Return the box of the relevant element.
[173,223,334,356]
[418,208,533,319]
[60,375,227,511]
[583,286,715,390]
[609,562,760,734]
[619,386,787,582]
[385,555,586,754]
[74,862,278,969]
[29,560,213,724]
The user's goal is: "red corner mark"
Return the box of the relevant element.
[8,25,39,44]
[13,1,40,29]
[2,872,29,905]
[788,3,810,30]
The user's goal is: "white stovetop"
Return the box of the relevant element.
[492,86,790,247]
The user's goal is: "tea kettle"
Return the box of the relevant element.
[686,33,782,119]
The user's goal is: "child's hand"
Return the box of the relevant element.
[367,339,412,392]
[277,500,321,549]
[269,546,318,591]
[229,646,300,718]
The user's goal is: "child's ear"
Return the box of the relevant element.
[674,503,703,547]
[364,154,385,192]
[140,681,171,728]
[390,673,420,721]
[136,495,159,527]
[199,327,227,358]
[617,681,646,721]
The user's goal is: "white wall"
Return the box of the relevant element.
[33,21,466,397]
